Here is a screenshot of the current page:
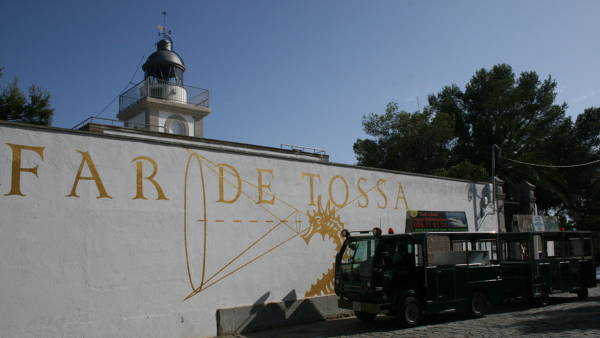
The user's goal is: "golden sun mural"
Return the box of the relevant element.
[301,196,345,297]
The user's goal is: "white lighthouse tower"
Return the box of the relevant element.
[117,27,210,137]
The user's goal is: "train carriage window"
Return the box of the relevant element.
[414,243,423,267]
[568,238,585,257]
[452,240,468,252]
[428,235,474,265]
[544,240,564,258]
[451,240,476,252]
[584,238,592,257]
[384,239,414,269]
[501,239,529,261]
[533,235,543,260]
[476,240,498,262]
[427,235,451,266]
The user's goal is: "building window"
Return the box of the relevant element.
[168,119,186,135]
[165,115,188,136]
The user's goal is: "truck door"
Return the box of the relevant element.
[426,235,456,302]
[430,267,455,301]
[375,238,415,299]
[559,259,575,291]
[337,237,377,300]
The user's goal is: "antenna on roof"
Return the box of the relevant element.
[157,11,172,40]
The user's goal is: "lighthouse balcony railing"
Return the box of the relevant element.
[118,79,209,113]
[72,116,167,133]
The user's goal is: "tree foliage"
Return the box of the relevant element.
[354,102,454,174]
[355,64,600,229]
[0,69,54,125]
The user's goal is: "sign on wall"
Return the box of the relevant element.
[405,210,468,232]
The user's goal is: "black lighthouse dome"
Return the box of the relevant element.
[142,38,185,85]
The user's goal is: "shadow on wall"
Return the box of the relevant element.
[468,182,493,231]
[216,290,349,335]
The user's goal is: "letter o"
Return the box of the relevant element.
[328,175,349,208]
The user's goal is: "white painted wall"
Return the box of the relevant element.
[0,123,497,337]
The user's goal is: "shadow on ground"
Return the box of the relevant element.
[242,294,600,338]
[217,290,349,336]
[490,295,600,335]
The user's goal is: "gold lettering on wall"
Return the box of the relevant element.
[66,151,112,199]
[4,143,45,196]
[302,173,320,206]
[394,182,409,210]
[328,175,349,208]
[356,177,369,208]
[256,168,275,205]
[376,178,387,209]
[131,156,168,200]
[217,163,242,203]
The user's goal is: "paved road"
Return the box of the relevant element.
[241,287,600,337]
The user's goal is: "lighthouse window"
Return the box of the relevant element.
[169,120,185,135]
[165,115,188,136]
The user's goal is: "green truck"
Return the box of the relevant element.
[334,229,596,327]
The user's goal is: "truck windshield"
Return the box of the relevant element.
[340,238,376,265]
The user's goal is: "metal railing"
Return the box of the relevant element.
[71,116,166,132]
[280,143,327,155]
[118,79,209,113]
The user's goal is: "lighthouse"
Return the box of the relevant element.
[117,28,210,137]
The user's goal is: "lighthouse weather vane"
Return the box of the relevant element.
[158,11,171,40]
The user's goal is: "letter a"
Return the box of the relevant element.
[394,182,409,210]
[66,151,112,199]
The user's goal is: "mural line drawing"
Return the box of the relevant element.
[182,150,409,301]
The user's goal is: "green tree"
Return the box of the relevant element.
[0,68,54,125]
[432,160,489,182]
[429,65,572,221]
[557,107,600,229]
[428,64,567,176]
[354,102,454,174]
[355,64,600,229]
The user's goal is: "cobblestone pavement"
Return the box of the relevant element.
[242,287,600,338]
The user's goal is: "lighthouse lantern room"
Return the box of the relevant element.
[117,26,210,137]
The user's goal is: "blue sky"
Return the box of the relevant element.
[2,1,600,164]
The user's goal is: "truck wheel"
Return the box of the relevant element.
[354,311,376,322]
[469,291,487,317]
[397,296,422,327]
[577,288,588,300]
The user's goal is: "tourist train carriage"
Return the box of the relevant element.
[334,229,596,326]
